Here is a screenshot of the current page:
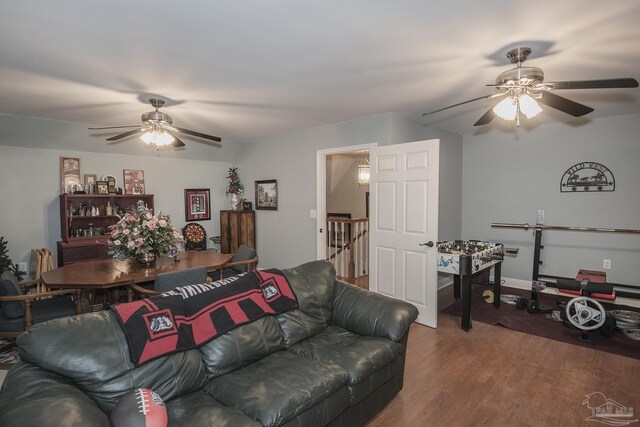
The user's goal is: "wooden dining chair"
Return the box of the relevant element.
[210,246,258,280]
[0,271,81,338]
[127,266,209,301]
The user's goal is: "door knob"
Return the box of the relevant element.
[419,241,434,247]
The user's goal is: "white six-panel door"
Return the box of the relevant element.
[369,139,439,327]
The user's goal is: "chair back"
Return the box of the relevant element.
[231,246,258,273]
[154,266,208,293]
[183,223,207,251]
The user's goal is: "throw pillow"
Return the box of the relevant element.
[0,271,25,319]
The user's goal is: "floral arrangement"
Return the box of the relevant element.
[108,201,183,260]
[226,167,244,196]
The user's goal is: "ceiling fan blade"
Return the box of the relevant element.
[423,94,503,116]
[166,131,186,148]
[544,78,638,90]
[106,128,143,141]
[173,126,222,143]
[88,125,141,130]
[536,91,594,117]
[473,107,497,127]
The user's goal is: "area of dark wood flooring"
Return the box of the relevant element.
[367,312,639,426]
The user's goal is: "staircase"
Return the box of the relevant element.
[326,217,369,287]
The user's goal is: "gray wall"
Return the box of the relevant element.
[235,112,463,269]
[462,113,640,285]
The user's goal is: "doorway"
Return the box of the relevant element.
[316,144,375,288]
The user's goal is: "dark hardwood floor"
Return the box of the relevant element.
[368,312,640,427]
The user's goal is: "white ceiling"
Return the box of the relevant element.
[1,0,639,144]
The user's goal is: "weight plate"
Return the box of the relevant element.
[500,295,520,305]
[527,300,539,314]
[622,329,640,341]
[565,296,606,331]
[538,304,553,314]
[482,290,494,304]
[516,298,529,310]
[607,310,640,326]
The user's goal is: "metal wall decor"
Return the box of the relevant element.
[560,162,615,192]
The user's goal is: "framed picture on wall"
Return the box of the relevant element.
[60,156,81,194]
[255,179,278,210]
[123,169,145,195]
[185,188,211,221]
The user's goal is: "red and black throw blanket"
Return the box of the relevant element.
[112,269,297,366]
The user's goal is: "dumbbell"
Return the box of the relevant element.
[516,297,552,314]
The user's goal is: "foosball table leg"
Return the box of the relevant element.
[453,275,461,300]
[493,263,502,309]
[461,274,472,331]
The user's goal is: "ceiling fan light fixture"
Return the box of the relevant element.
[519,93,543,119]
[140,130,175,147]
[493,97,517,121]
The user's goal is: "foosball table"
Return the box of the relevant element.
[437,240,504,331]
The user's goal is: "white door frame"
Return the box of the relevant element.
[316,143,377,260]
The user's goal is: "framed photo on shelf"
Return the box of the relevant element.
[123,169,145,195]
[60,156,81,194]
[83,174,97,194]
[185,188,211,221]
[255,179,277,210]
[96,181,109,195]
[101,175,117,193]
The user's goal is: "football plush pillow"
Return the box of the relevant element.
[111,388,168,427]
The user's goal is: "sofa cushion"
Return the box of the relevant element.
[166,391,261,427]
[0,362,111,427]
[287,325,405,404]
[203,351,349,427]
[199,315,285,380]
[16,310,207,412]
[0,271,24,319]
[276,260,335,347]
[287,326,404,384]
[0,310,24,332]
[331,280,419,342]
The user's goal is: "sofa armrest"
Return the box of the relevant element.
[331,280,419,342]
[0,362,110,427]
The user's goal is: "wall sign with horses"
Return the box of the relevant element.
[560,162,615,192]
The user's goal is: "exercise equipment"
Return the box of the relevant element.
[482,289,495,304]
[500,294,520,305]
[565,296,606,331]
[622,329,640,341]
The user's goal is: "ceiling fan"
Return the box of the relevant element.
[423,47,639,127]
[88,98,222,148]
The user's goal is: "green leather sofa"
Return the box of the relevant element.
[0,260,418,427]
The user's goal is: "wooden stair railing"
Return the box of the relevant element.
[326,218,369,284]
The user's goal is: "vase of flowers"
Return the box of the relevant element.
[226,167,244,210]
[108,201,183,264]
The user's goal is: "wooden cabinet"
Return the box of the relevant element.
[57,194,154,266]
[220,210,255,254]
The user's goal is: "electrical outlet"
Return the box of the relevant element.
[603,259,611,269]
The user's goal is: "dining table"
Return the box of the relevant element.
[41,249,234,311]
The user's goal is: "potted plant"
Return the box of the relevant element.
[226,167,245,210]
[0,237,23,280]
